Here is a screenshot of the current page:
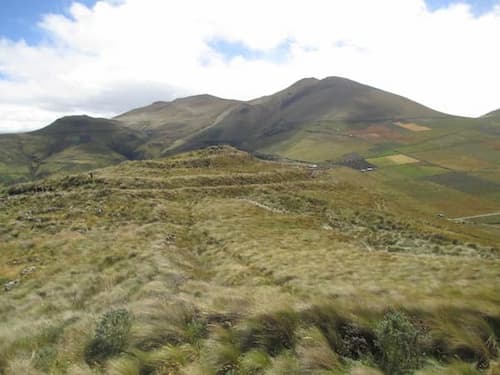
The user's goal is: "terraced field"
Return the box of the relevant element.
[1,147,499,374]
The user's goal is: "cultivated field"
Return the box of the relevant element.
[393,122,432,132]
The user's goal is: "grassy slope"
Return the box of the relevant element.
[150,79,500,219]
[1,147,499,374]
[0,116,146,185]
[173,77,447,155]
[2,78,498,217]
[482,108,500,119]
[114,95,240,158]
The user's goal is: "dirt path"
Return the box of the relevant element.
[238,198,287,214]
[451,211,500,221]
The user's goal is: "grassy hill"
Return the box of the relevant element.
[0,116,146,185]
[1,146,499,374]
[114,95,240,157]
[483,108,500,119]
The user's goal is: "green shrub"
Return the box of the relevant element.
[85,309,132,364]
[375,311,421,375]
[185,319,208,347]
[33,345,58,372]
[240,349,271,374]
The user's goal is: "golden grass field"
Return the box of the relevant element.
[0,147,499,374]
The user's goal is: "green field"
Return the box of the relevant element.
[425,172,500,194]
[371,164,447,179]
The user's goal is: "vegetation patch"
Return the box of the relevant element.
[85,309,133,364]
[375,164,447,179]
[368,153,420,167]
[426,172,500,194]
[375,311,422,374]
[393,121,432,132]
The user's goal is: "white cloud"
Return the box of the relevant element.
[0,0,499,132]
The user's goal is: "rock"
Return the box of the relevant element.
[165,233,176,242]
[21,266,36,277]
[4,279,20,292]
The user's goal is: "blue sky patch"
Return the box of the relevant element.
[209,38,292,63]
[425,0,498,15]
[0,0,97,44]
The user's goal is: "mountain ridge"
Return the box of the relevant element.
[482,108,500,118]
[168,76,449,156]
[1,76,500,184]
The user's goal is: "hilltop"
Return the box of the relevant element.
[0,116,145,185]
[114,95,240,157]
[1,146,499,374]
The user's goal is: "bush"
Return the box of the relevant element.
[33,345,57,372]
[85,309,132,364]
[375,311,421,375]
[240,310,298,356]
[303,304,376,359]
[201,327,241,374]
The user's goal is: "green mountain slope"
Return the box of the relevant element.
[483,108,500,118]
[171,77,448,157]
[0,116,145,185]
[1,146,499,373]
[114,94,240,157]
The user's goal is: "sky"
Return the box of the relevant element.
[0,0,499,133]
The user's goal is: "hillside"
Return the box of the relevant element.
[1,146,499,374]
[483,108,500,119]
[171,77,448,156]
[114,95,240,157]
[0,116,146,185]
[2,77,500,214]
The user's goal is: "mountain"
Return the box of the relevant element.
[0,115,145,185]
[114,94,240,157]
[2,76,500,185]
[168,77,448,158]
